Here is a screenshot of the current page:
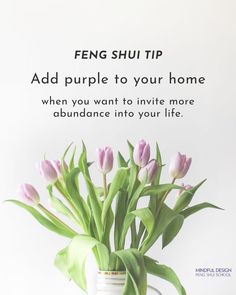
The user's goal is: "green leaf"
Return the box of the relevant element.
[153,142,163,185]
[148,143,164,214]
[141,184,182,197]
[108,252,117,270]
[103,207,114,251]
[139,144,164,245]
[117,151,128,168]
[37,204,78,238]
[127,180,147,212]
[127,140,135,165]
[127,141,139,200]
[162,215,184,248]
[79,143,103,239]
[61,142,74,178]
[140,204,178,254]
[65,167,91,230]
[6,200,74,238]
[69,145,77,171]
[47,186,81,227]
[119,208,154,249]
[127,165,139,208]
[114,190,128,250]
[114,249,147,295]
[62,142,74,160]
[54,247,70,279]
[102,167,128,224]
[180,202,223,218]
[55,235,110,292]
[144,256,186,295]
[128,182,147,248]
[174,179,206,213]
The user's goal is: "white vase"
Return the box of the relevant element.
[96,271,162,295]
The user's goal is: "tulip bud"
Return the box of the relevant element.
[169,152,192,179]
[50,160,68,179]
[133,140,150,167]
[18,183,40,205]
[96,147,114,174]
[138,159,158,183]
[177,183,193,198]
[38,160,58,183]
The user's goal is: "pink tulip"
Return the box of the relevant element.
[50,160,68,179]
[169,152,192,179]
[96,147,114,174]
[177,183,193,198]
[138,159,158,183]
[38,160,58,183]
[18,183,40,205]
[133,140,150,167]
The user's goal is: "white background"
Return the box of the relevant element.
[0,0,236,294]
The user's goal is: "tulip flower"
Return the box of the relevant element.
[133,140,150,167]
[50,160,68,179]
[96,147,114,175]
[138,159,158,183]
[177,183,193,198]
[38,160,58,183]
[18,183,40,205]
[169,152,192,179]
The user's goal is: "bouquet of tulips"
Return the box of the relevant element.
[7,140,221,295]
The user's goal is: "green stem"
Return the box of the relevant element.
[37,203,78,235]
[103,173,108,198]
